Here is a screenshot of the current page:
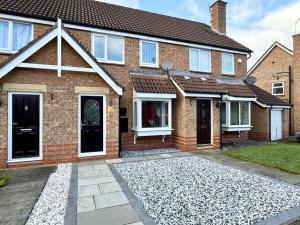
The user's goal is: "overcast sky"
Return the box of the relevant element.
[97,0,300,69]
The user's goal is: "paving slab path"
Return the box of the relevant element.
[77,152,191,225]
[0,165,56,225]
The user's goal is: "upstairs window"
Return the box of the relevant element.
[222,53,234,75]
[140,40,159,67]
[189,48,211,72]
[93,34,124,64]
[0,20,32,52]
[272,82,284,95]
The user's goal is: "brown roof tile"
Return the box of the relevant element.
[247,84,290,106]
[171,75,227,94]
[0,0,251,53]
[221,83,256,98]
[131,74,177,94]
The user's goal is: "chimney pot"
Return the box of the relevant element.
[210,0,227,35]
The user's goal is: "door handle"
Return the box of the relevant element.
[20,128,32,132]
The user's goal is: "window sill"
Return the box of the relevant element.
[140,63,159,68]
[189,69,211,73]
[0,50,17,55]
[96,59,125,65]
[133,128,173,137]
[272,94,284,96]
[222,73,235,76]
[222,126,252,132]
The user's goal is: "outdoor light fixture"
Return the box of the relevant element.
[238,58,243,64]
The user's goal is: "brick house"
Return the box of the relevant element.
[0,0,265,168]
[248,39,300,137]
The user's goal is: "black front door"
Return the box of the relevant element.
[81,96,103,153]
[197,99,211,145]
[12,94,40,158]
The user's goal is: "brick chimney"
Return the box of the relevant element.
[210,0,227,35]
[293,34,300,133]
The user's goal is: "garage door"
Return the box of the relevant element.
[271,110,282,141]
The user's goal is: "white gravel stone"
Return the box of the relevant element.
[26,163,72,225]
[114,156,300,225]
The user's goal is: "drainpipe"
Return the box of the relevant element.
[118,96,122,158]
[219,95,223,150]
[288,65,292,135]
[268,105,273,141]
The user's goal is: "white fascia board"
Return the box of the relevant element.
[61,29,123,95]
[272,105,291,109]
[0,28,57,78]
[0,13,249,56]
[134,92,176,99]
[18,63,95,73]
[184,93,221,98]
[222,95,257,102]
[254,100,291,109]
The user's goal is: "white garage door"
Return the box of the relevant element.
[271,109,282,141]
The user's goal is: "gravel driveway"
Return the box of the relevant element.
[114,156,300,225]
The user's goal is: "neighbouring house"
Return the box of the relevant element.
[247,85,290,141]
[0,0,263,168]
[247,42,296,136]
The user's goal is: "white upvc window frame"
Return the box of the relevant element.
[189,48,211,73]
[0,19,33,53]
[221,101,252,131]
[91,33,125,65]
[272,82,284,96]
[139,40,159,68]
[133,98,173,137]
[222,52,235,75]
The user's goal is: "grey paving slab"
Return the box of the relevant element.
[78,184,100,197]
[99,181,122,194]
[78,176,115,186]
[106,159,123,164]
[121,156,147,163]
[99,168,113,177]
[94,191,129,209]
[77,196,95,213]
[78,165,94,173]
[77,204,140,225]
[65,163,78,225]
[144,155,162,160]
[159,154,172,158]
[127,222,144,225]
[94,164,110,170]
[78,170,101,178]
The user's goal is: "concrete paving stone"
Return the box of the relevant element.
[169,152,191,157]
[91,160,106,165]
[99,168,113,177]
[77,204,140,225]
[159,154,172,158]
[78,185,101,197]
[94,192,129,209]
[78,165,94,173]
[99,182,122,194]
[78,161,93,167]
[106,159,123,164]
[121,156,147,163]
[77,196,95,213]
[78,170,101,178]
[94,164,110,170]
[127,222,144,225]
[78,176,115,186]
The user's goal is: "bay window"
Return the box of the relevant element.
[189,48,211,72]
[140,40,159,67]
[133,98,173,137]
[0,20,32,52]
[93,34,124,64]
[221,101,251,131]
